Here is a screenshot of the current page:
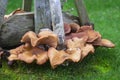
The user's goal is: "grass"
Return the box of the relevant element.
[0,0,120,80]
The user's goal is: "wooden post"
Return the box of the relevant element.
[0,0,8,27]
[22,0,32,12]
[49,0,65,47]
[74,0,90,25]
[34,0,51,33]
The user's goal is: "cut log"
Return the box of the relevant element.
[0,12,34,48]
[0,12,79,48]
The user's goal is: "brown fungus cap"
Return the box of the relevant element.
[65,37,94,61]
[92,38,115,48]
[8,44,48,64]
[48,47,69,69]
[35,31,58,48]
[66,37,87,49]
[81,44,94,60]
[64,23,80,34]
[66,48,81,62]
[21,31,38,47]
[69,23,80,33]
[64,23,71,34]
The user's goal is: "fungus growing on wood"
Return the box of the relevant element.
[65,37,94,61]
[66,48,81,62]
[48,47,81,69]
[66,37,87,49]
[21,31,38,47]
[36,30,58,48]
[69,23,80,33]
[81,44,94,60]
[64,23,71,34]
[48,47,69,69]
[92,38,115,48]
[7,23,115,69]
[8,44,48,65]
[8,31,58,66]
[64,23,80,34]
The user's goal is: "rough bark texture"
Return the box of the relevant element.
[34,0,51,33]
[0,12,79,48]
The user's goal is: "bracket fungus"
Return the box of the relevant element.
[7,23,115,69]
[8,31,58,65]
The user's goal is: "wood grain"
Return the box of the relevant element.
[34,0,51,33]
[0,0,8,27]
[74,0,90,25]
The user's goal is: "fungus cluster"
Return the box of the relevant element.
[8,23,115,69]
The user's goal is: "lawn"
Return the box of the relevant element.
[0,0,120,80]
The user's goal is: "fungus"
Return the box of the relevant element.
[81,44,94,60]
[66,48,81,62]
[65,32,88,40]
[7,23,115,69]
[92,38,115,48]
[48,47,81,68]
[64,23,71,34]
[78,26,101,42]
[48,47,69,69]
[69,23,80,33]
[86,30,101,43]
[21,31,38,47]
[34,48,48,65]
[8,30,58,66]
[66,37,87,49]
[65,25,101,43]
[78,25,93,32]
[35,30,58,48]
[8,44,48,65]
[66,37,94,61]
[64,23,80,34]
[18,47,48,64]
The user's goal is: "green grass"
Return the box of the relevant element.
[1,0,120,80]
